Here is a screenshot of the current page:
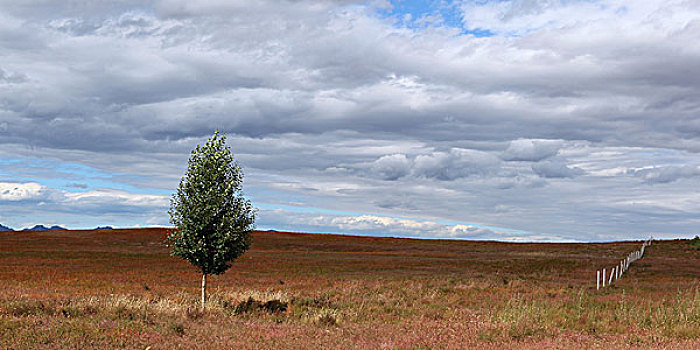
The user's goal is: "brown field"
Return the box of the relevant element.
[1,228,698,349]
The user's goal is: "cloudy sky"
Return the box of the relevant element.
[1,0,699,241]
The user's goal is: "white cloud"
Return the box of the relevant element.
[458,0,696,38]
[447,224,496,238]
[631,165,700,184]
[532,160,585,178]
[0,182,45,201]
[362,148,501,181]
[1,0,699,240]
[258,209,575,241]
[413,148,500,180]
[501,139,562,162]
[64,189,168,207]
[0,179,169,228]
[370,154,411,180]
[315,214,501,239]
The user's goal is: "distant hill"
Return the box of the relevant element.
[0,224,14,231]
[95,226,113,230]
[22,225,67,231]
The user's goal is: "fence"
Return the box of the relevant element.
[596,237,652,290]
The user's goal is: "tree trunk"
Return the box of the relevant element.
[201,273,207,312]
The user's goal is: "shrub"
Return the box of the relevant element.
[233,297,287,314]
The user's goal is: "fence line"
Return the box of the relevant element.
[596,236,652,290]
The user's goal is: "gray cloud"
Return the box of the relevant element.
[413,148,501,180]
[0,0,699,240]
[631,165,700,184]
[66,183,89,189]
[0,181,168,229]
[0,68,27,83]
[370,154,411,180]
[501,139,563,162]
[532,160,585,178]
[360,148,500,181]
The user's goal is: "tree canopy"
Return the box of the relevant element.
[168,131,255,309]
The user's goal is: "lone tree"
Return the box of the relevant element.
[168,131,255,311]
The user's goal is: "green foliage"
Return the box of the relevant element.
[168,131,255,275]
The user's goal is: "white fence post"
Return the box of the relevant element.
[596,237,653,291]
[609,267,615,284]
[602,268,606,288]
[620,261,623,277]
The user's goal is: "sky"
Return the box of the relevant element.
[1,0,699,242]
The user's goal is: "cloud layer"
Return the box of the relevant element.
[1,0,699,240]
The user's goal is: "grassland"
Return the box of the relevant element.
[1,228,698,349]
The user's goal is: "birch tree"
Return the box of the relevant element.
[168,131,255,311]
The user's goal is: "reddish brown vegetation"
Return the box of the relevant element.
[1,228,698,349]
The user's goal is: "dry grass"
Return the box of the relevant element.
[1,228,699,349]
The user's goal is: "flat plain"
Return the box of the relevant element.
[1,228,698,349]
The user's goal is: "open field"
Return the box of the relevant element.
[1,228,698,349]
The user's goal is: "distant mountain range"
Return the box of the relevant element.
[0,224,119,231]
[0,224,67,231]
[22,225,67,231]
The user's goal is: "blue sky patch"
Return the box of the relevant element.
[0,157,169,195]
[376,0,494,37]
